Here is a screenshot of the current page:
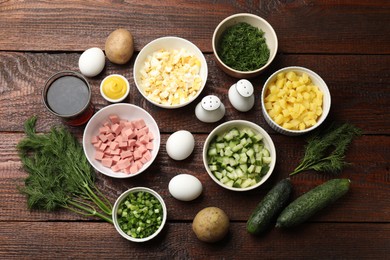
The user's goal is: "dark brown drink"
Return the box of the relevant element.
[43,71,94,126]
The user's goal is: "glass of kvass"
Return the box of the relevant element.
[43,71,94,126]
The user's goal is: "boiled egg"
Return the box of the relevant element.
[169,174,203,201]
[166,130,195,160]
[79,47,105,77]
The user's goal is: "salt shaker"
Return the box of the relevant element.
[195,95,225,123]
[228,79,255,112]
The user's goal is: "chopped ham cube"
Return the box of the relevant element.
[109,114,120,124]
[91,136,99,144]
[106,133,115,142]
[117,159,131,170]
[98,134,108,143]
[109,142,119,150]
[146,142,153,150]
[102,158,113,167]
[129,165,138,174]
[91,115,155,174]
[94,151,104,161]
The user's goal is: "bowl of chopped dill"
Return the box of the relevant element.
[212,13,278,78]
[112,187,167,242]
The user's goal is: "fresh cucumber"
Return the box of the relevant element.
[246,178,293,235]
[276,178,350,228]
[207,127,272,189]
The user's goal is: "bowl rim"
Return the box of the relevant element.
[202,120,276,191]
[212,12,278,75]
[82,103,160,178]
[112,187,167,242]
[261,66,331,135]
[100,74,130,103]
[133,36,208,109]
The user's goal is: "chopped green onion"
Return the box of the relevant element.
[117,191,163,239]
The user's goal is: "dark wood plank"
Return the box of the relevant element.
[0,222,389,259]
[0,1,389,54]
[0,52,389,134]
[2,131,389,222]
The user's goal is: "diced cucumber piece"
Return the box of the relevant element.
[263,157,272,164]
[207,126,272,189]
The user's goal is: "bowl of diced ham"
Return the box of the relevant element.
[83,103,160,178]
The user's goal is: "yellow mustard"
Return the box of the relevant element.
[102,75,128,100]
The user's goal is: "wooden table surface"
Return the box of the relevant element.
[1,1,389,259]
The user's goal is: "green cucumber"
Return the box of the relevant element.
[276,178,350,228]
[246,178,293,235]
[207,127,272,189]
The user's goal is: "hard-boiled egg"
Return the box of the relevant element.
[79,47,105,77]
[166,130,195,160]
[169,174,203,201]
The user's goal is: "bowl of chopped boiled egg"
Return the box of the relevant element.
[261,66,331,136]
[133,36,208,109]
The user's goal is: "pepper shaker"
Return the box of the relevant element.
[195,95,225,123]
[228,79,255,112]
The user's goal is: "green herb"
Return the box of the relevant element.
[117,191,163,239]
[17,116,113,223]
[217,22,270,71]
[290,123,361,176]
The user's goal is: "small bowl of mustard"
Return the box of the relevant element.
[100,74,130,103]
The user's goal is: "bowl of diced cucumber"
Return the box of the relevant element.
[112,187,167,242]
[203,120,276,191]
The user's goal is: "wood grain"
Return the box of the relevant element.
[0,222,389,259]
[0,1,389,258]
[0,52,389,134]
[2,131,389,222]
[0,1,389,53]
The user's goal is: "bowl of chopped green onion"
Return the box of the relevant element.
[212,13,278,78]
[203,120,276,191]
[112,187,167,242]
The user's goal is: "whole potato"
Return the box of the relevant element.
[192,207,230,243]
[105,28,134,64]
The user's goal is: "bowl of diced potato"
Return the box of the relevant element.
[261,66,331,136]
[133,36,208,109]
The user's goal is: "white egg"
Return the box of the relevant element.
[78,47,105,77]
[169,174,203,201]
[166,130,195,160]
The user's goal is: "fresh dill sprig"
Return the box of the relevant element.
[290,123,362,176]
[17,116,113,223]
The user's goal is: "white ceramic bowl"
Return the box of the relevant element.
[83,103,160,178]
[112,187,167,242]
[100,74,130,103]
[203,120,276,191]
[261,66,331,136]
[212,13,278,78]
[133,36,208,109]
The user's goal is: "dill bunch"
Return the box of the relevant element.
[17,116,113,223]
[290,123,362,176]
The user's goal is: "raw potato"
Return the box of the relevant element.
[105,28,134,64]
[192,207,230,243]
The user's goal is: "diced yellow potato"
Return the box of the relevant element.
[265,102,273,110]
[276,72,285,80]
[282,122,293,129]
[275,114,285,125]
[286,71,297,81]
[264,70,324,130]
[276,78,286,88]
